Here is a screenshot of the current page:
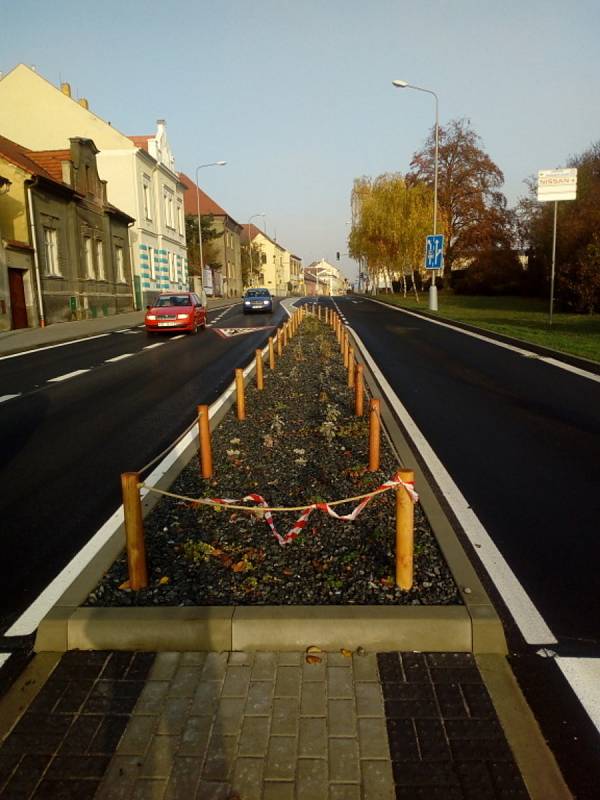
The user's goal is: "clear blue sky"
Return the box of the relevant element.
[2,0,599,283]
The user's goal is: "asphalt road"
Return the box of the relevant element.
[0,300,286,633]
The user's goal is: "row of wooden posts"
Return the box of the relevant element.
[121,302,415,593]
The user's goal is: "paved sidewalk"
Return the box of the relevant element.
[0,297,240,357]
[0,649,537,800]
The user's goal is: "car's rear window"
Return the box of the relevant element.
[156,295,191,307]
[245,290,270,298]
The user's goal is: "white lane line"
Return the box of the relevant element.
[114,329,132,333]
[369,298,600,383]
[556,657,600,733]
[351,326,557,646]
[105,353,134,363]
[171,335,186,340]
[0,334,110,362]
[48,369,91,382]
[143,343,164,350]
[0,653,10,670]
[0,394,21,404]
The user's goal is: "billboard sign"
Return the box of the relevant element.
[537,168,577,202]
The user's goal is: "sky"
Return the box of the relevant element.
[2,0,599,283]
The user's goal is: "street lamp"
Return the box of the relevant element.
[247,212,266,287]
[393,79,439,311]
[195,161,227,295]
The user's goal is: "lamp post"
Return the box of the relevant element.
[247,212,266,287]
[393,79,439,311]
[195,161,226,295]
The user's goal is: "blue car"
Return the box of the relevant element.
[243,288,273,313]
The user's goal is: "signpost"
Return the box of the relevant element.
[537,168,577,324]
[425,235,444,310]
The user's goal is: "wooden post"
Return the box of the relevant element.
[277,331,282,357]
[235,368,246,420]
[121,472,148,590]
[343,335,350,368]
[282,322,288,348]
[355,364,364,416]
[197,404,213,478]
[255,349,264,390]
[368,398,381,471]
[268,336,275,369]
[348,347,355,388]
[340,326,346,355]
[395,469,415,590]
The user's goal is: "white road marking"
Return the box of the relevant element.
[0,334,110,362]
[143,343,164,350]
[0,653,10,670]
[351,326,557,646]
[114,329,132,333]
[0,394,21,404]
[48,369,91,382]
[556,657,600,733]
[171,335,186,340]
[105,353,134,363]
[369,298,600,383]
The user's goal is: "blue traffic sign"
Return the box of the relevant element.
[425,234,444,270]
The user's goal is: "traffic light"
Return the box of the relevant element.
[336,251,340,261]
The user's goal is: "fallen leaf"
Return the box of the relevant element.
[305,654,322,665]
[282,568,294,576]
[306,645,322,654]
[118,580,131,591]
[158,576,170,586]
[340,648,352,658]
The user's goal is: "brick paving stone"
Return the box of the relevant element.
[214,697,246,735]
[229,652,254,667]
[461,683,496,719]
[415,718,452,761]
[271,698,299,736]
[126,653,156,681]
[488,760,530,797]
[100,653,134,681]
[90,716,129,755]
[400,653,429,683]
[117,715,158,756]
[0,753,50,798]
[190,681,223,716]
[328,738,360,783]
[327,699,356,737]
[429,667,481,685]
[178,715,212,759]
[245,681,275,716]
[134,682,170,716]
[395,786,464,799]
[147,653,180,682]
[163,757,204,800]
[167,667,202,698]
[54,680,95,714]
[95,754,144,799]
[231,757,263,800]
[201,653,229,681]
[131,778,167,799]
[454,761,497,800]
[45,754,111,779]
[222,666,252,697]
[445,718,503,740]
[278,653,302,666]
[296,758,328,800]
[0,751,20,791]
[300,681,326,717]
[355,683,384,717]
[361,758,396,800]
[193,780,232,799]
[301,656,327,682]
[435,683,469,718]
[202,733,237,781]
[298,717,327,758]
[352,653,379,682]
[264,736,297,780]
[32,777,101,799]
[427,653,474,668]
[263,782,295,800]
[377,652,403,683]
[327,667,354,699]
[327,653,353,668]
[140,735,179,779]
[238,717,270,757]
[251,653,277,681]
[385,718,420,762]
[391,760,460,787]
[156,697,192,735]
[358,717,390,759]
[180,652,207,667]
[450,738,513,762]
[57,715,102,755]
[329,784,361,800]
[274,666,301,698]
[84,690,140,716]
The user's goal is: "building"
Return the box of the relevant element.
[240,224,281,293]
[0,64,187,310]
[304,259,346,296]
[0,134,133,329]
[178,173,243,298]
[290,253,303,295]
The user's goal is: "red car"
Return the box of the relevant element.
[145,292,207,335]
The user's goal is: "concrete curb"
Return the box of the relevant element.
[34,306,506,655]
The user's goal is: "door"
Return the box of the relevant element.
[8,268,29,329]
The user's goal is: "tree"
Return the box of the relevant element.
[184,213,223,276]
[409,118,513,270]
[240,242,265,287]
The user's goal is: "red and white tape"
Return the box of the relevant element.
[209,476,418,546]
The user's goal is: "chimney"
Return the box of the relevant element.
[156,119,166,136]
[61,82,71,97]
[78,98,89,110]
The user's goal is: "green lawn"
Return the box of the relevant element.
[372,293,600,363]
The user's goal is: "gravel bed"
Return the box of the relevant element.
[87,313,460,608]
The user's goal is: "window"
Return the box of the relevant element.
[177,203,183,235]
[163,188,175,228]
[43,227,60,276]
[84,236,94,278]
[143,178,152,220]
[148,246,155,280]
[96,239,105,280]
[115,246,125,283]
[168,252,176,282]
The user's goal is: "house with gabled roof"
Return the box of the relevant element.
[0,133,134,328]
[0,64,187,310]
[178,173,243,297]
